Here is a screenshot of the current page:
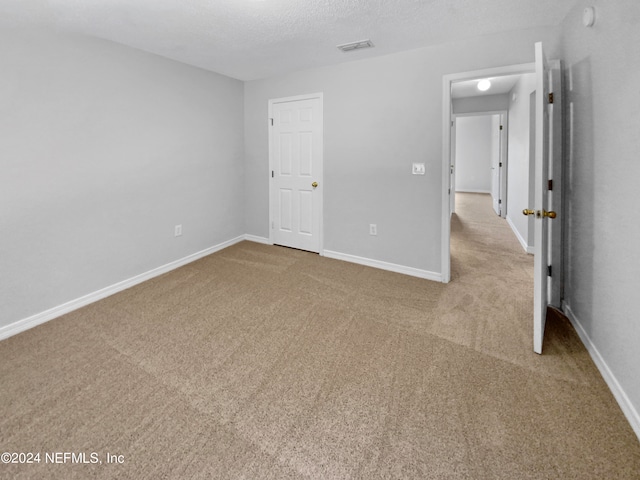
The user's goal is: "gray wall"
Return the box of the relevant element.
[454,115,493,193]
[560,1,640,422]
[244,28,561,273]
[0,28,245,326]
[506,73,536,251]
[452,94,509,115]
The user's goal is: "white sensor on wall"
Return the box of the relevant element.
[337,39,374,52]
[583,7,596,27]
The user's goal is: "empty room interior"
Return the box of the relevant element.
[1,1,639,478]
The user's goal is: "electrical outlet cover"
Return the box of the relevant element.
[412,163,425,175]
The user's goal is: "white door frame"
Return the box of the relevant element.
[450,118,456,215]
[268,92,324,254]
[498,112,509,219]
[441,63,534,283]
[548,59,563,308]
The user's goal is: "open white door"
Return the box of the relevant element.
[530,42,560,354]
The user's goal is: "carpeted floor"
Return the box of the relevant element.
[1,193,639,479]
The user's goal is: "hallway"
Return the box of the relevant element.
[440,192,535,360]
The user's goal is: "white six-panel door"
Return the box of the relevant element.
[269,94,323,253]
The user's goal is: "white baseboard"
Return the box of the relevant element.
[2,238,437,342]
[455,189,491,194]
[244,234,271,245]
[563,302,640,442]
[0,235,246,342]
[506,215,533,254]
[323,250,442,282]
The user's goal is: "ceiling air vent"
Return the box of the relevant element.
[336,39,374,53]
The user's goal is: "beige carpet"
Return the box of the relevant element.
[1,192,639,479]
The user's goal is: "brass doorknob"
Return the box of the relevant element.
[522,209,535,216]
[312,182,318,188]
[543,210,557,219]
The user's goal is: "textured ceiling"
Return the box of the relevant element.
[0,0,576,81]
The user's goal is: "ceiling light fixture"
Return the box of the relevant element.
[337,39,374,53]
[477,79,492,91]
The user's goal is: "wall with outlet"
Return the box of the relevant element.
[0,28,244,327]
[244,27,561,274]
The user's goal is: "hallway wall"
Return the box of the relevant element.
[506,73,536,252]
[0,28,244,327]
[560,0,640,435]
[455,115,494,194]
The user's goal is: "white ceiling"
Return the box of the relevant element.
[0,0,576,81]
[451,74,523,99]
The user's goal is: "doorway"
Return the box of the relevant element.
[452,113,506,217]
[268,93,324,253]
[442,45,563,354]
[441,63,535,283]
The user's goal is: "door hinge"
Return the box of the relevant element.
[548,93,554,104]
[548,179,553,190]
[271,170,274,178]
[270,118,274,126]
[498,199,502,204]
[499,162,503,167]
[547,265,552,277]
[499,125,503,130]
[448,188,451,195]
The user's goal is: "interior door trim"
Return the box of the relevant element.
[441,63,535,283]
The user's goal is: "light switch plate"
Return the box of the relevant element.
[412,163,425,175]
